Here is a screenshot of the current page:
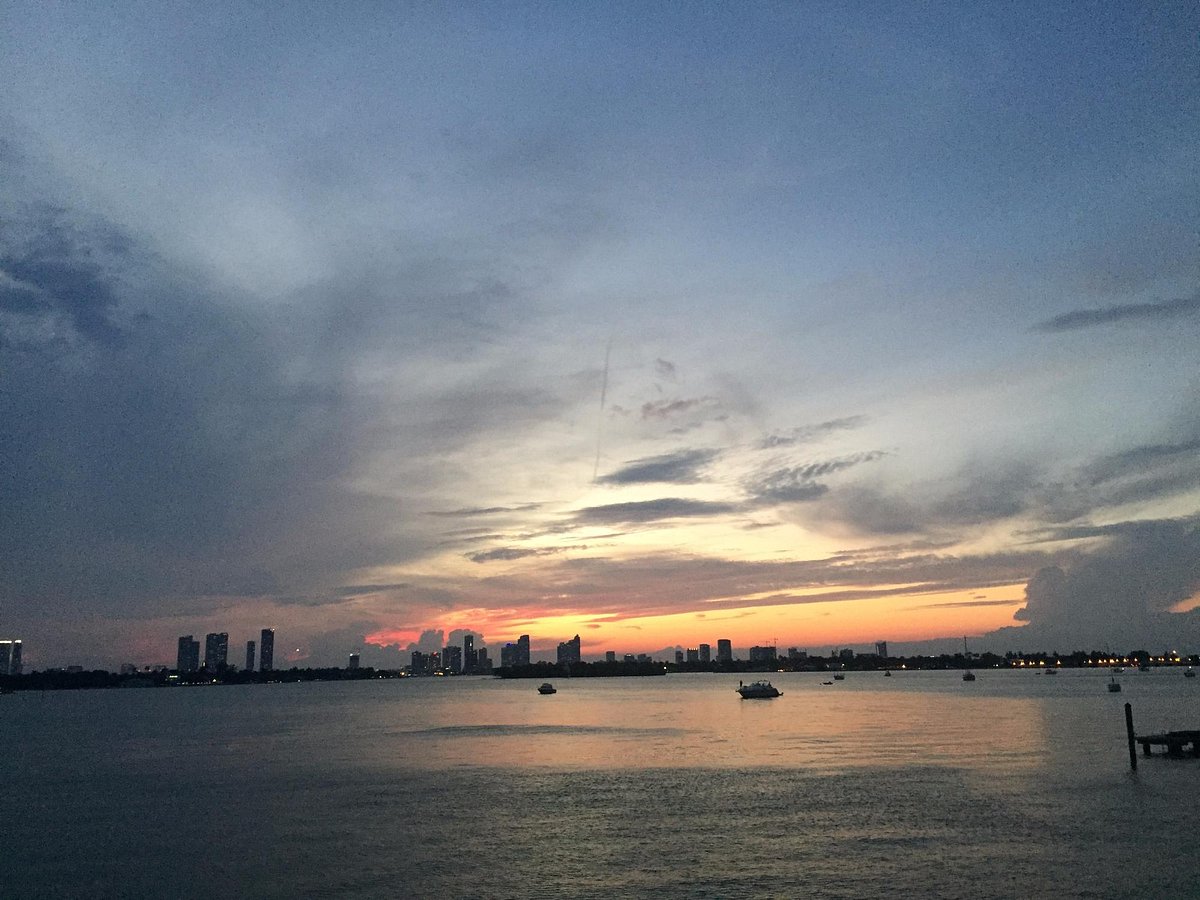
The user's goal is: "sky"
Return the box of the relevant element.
[2,2,1199,669]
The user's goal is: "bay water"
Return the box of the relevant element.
[5,669,1198,898]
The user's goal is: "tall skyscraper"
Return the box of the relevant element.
[203,632,228,671]
[348,653,361,669]
[443,644,462,674]
[717,639,733,663]
[556,634,581,665]
[605,650,616,663]
[260,628,275,672]
[176,636,200,673]
[463,634,475,673]
[517,634,530,666]
[0,639,22,675]
[698,643,711,664]
[875,641,889,658]
[246,640,256,672]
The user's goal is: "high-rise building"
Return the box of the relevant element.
[875,641,888,658]
[203,632,228,671]
[605,651,616,663]
[717,639,733,663]
[556,634,581,665]
[176,636,200,673]
[686,648,699,663]
[246,640,256,672]
[698,643,711,664]
[260,628,275,672]
[348,653,361,669]
[675,649,684,664]
[0,639,22,675]
[463,634,475,673]
[749,645,777,663]
[443,644,462,674]
[517,634,530,666]
[475,646,491,672]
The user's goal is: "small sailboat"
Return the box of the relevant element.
[1107,675,1121,692]
[962,670,976,682]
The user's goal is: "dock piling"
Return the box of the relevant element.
[1125,702,1137,771]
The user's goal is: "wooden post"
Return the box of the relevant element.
[1125,702,1137,771]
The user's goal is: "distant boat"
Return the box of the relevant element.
[833,673,845,681]
[537,683,556,695]
[1186,669,1196,679]
[1111,666,1125,674]
[1107,675,1121,692]
[962,670,976,682]
[1044,668,1057,675]
[1139,664,1151,672]
[884,670,892,677]
[737,679,781,699]
[821,681,834,686]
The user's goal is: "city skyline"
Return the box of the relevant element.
[2,4,1199,669]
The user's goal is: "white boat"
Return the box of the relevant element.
[537,682,556,694]
[736,680,781,699]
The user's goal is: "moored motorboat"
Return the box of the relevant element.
[962,670,976,681]
[1186,669,1196,679]
[832,673,845,681]
[737,679,781,699]
[538,682,556,694]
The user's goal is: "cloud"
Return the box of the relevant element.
[654,358,676,379]
[1032,292,1200,332]
[640,397,716,420]
[0,204,131,343]
[758,416,867,449]
[989,518,1200,648]
[467,545,583,563]
[428,503,544,518]
[596,448,719,485]
[572,498,738,525]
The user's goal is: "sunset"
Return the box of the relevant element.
[5,4,1200,896]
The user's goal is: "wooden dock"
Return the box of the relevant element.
[1137,730,1200,758]
[1123,703,1200,770]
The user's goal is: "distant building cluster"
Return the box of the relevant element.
[410,633,493,676]
[176,628,274,674]
[1,639,22,675]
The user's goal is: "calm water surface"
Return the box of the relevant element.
[6,669,1199,898]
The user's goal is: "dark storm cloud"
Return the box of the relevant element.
[0,204,131,343]
[0,200,458,622]
[596,448,719,485]
[986,518,1200,649]
[572,498,737,525]
[758,416,867,449]
[1032,292,1200,332]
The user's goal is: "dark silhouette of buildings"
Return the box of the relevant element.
[260,628,274,672]
[557,634,581,665]
[245,640,256,672]
[348,653,360,669]
[443,644,462,674]
[176,636,200,673]
[204,632,229,671]
[463,634,475,673]
[501,634,531,668]
[717,639,732,662]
